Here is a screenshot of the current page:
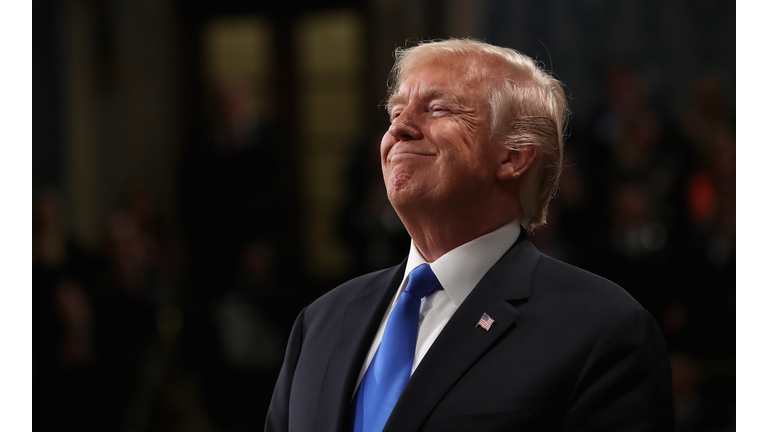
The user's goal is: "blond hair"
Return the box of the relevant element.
[387,39,568,231]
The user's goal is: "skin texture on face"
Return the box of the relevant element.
[382,55,499,217]
[380,54,531,261]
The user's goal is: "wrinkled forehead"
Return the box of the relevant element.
[387,53,503,111]
[401,52,493,81]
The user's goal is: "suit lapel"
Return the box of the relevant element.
[383,237,541,432]
[317,261,407,432]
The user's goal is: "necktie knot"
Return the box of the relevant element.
[404,264,441,300]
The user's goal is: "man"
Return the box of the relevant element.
[265,39,673,432]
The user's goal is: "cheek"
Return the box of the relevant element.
[380,135,394,161]
[432,123,487,164]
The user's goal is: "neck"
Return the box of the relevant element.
[396,199,519,263]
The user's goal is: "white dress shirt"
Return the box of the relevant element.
[353,219,521,392]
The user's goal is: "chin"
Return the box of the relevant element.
[386,186,414,206]
[387,182,438,213]
[386,185,420,209]
[384,166,440,207]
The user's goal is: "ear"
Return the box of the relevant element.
[497,145,537,181]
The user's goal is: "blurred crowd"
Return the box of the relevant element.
[559,65,736,431]
[33,64,734,431]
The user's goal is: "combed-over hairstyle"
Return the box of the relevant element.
[387,39,568,231]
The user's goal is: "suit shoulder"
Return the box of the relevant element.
[532,254,644,314]
[304,264,402,316]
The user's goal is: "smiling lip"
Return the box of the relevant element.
[388,152,436,162]
[388,147,436,161]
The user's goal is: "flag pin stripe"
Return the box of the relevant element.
[476,313,494,331]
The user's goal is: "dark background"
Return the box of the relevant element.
[33,0,735,431]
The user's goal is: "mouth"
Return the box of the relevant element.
[388,152,436,163]
[387,146,436,162]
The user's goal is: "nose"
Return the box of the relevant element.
[388,107,424,141]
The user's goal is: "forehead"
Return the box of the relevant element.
[388,54,496,108]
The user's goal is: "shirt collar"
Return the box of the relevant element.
[402,219,521,307]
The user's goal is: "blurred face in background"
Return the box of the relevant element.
[381,55,503,216]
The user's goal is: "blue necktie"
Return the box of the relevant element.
[350,264,442,432]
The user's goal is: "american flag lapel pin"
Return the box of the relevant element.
[476,313,495,331]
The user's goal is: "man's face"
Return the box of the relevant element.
[381,55,502,214]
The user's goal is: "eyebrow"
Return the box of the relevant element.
[387,86,463,114]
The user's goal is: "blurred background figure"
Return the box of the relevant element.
[34,0,734,430]
[33,189,100,429]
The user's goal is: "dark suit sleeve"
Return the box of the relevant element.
[264,307,306,432]
[563,307,675,432]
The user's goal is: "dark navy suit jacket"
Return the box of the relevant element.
[265,232,674,431]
